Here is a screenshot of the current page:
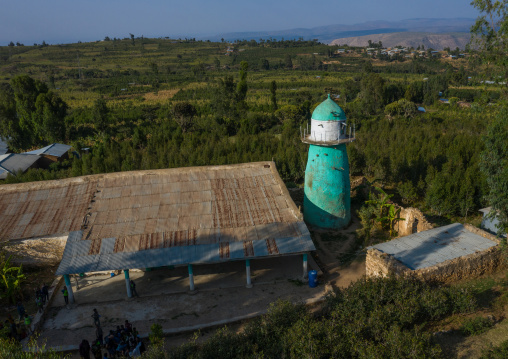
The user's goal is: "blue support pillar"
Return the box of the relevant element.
[303,254,308,281]
[124,270,132,298]
[188,264,195,292]
[63,274,75,304]
[246,259,253,288]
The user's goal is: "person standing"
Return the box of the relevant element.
[24,314,32,334]
[36,295,43,313]
[42,283,49,302]
[79,339,91,359]
[92,308,101,328]
[96,325,103,345]
[62,286,69,305]
[130,280,139,297]
[16,302,25,321]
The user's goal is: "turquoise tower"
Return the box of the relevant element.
[302,95,354,229]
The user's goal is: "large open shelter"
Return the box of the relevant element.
[0,162,315,302]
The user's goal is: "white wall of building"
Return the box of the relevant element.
[309,119,347,142]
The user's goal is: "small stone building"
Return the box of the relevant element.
[367,223,505,283]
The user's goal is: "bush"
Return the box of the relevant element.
[481,340,508,358]
[460,316,494,336]
[384,99,418,118]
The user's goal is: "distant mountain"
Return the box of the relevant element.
[204,18,476,44]
[330,32,472,50]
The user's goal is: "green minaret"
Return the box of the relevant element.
[302,95,354,229]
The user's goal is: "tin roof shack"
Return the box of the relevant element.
[366,223,505,283]
[0,154,40,180]
[0,162,315,301]
[24,143,71,168]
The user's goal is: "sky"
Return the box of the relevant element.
[0,0,479,45]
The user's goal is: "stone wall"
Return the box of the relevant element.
[394,207,433,237]
[367,226,506,283]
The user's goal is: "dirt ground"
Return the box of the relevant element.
[0,236,65,326]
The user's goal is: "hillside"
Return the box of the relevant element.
[206,18,475,43]
[330,32,471,50]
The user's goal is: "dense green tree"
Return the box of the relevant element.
[470,0,508,84]
[34,91,68,143]
[270,80,278,111]
[172,102,196,133]
[92,98,109,133]
[480,107,508,235]
[359,72,385,115]
[284,54,293,69]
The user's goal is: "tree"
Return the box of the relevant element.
[285,54,293,69]
[8,41,14,46]
[236,61,249,108]
[260,58,269,70]
[92,98,109,133]
[481,107,508,235]
[470,0,508,83]
[129,33,135,46]
[270,80,278,111]
[359,73,385,115]
[172,102,196,133]
[35,91,68,142]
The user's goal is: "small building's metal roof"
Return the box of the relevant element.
[368,223,497,270]
[0,154,40,180]
[24,143,71,157]
[479,207,492,214]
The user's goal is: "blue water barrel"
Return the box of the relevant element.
[110,272,115,277]
[308,270,318,288]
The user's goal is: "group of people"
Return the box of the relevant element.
[35,284,50,313]
[79,309,145,359]
[0,283,52,341]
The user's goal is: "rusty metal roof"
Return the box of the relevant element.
[0,162,313,273]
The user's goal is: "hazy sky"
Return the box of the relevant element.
[1,0,479,45]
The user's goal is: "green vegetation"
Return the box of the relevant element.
[0,252,25,304]
[460,317,494,336]
[159,276,476,358]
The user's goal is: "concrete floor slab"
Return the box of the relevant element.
[40,255,326,349]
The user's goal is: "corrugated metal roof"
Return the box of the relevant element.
[51,162,314,274]
[369,223,497,270]
[0,154,40,179]
[24,143,71,157]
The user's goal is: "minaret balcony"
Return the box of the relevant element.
[301,133,355,146]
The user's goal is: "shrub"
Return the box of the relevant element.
[460,316,493,336]
[480,340,508,359]
[384,99,418,118]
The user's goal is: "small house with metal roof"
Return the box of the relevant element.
[367,223,504,282]
[0,153,40,180]
[23,143,71,167]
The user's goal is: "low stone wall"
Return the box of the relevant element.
[394,207,433,237]
[367,226,506,283]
